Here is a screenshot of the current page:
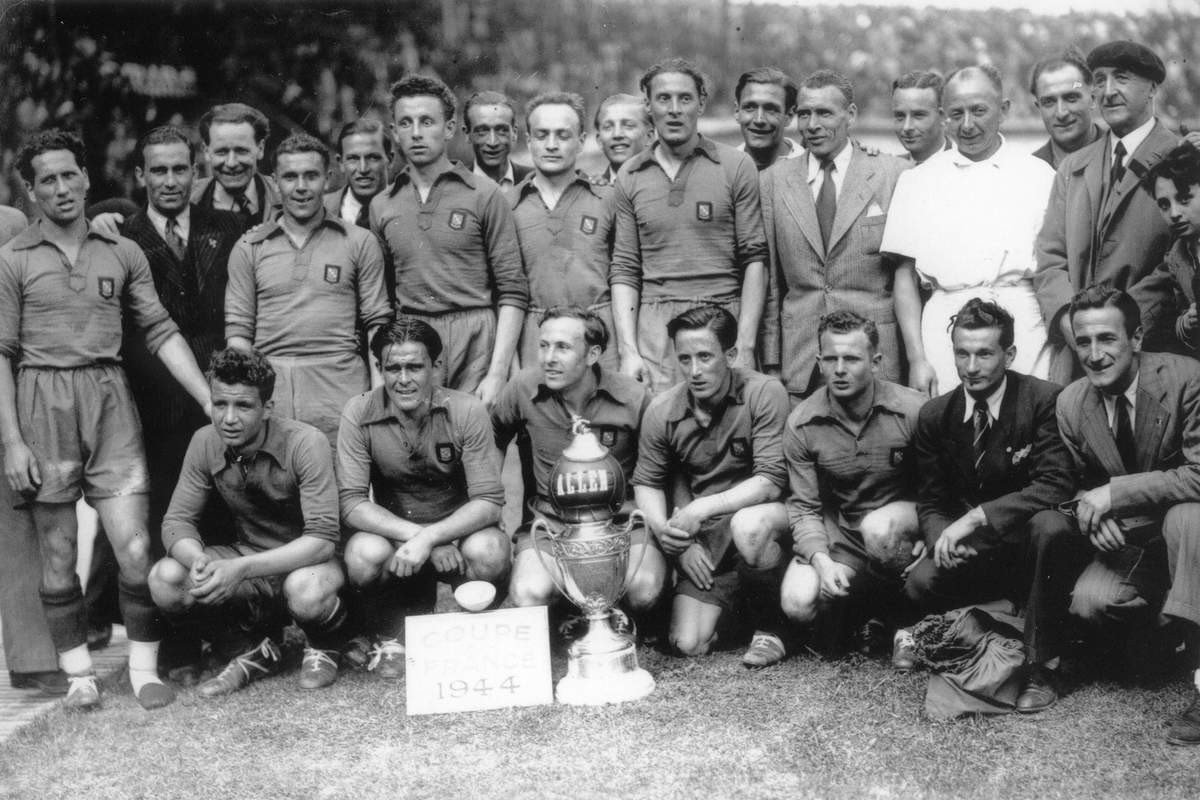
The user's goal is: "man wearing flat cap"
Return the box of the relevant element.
[1034,41,1182,384]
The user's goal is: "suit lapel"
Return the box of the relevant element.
[827,149,873,252]
[946,389,977,478]
[779,155,825,258]
[1100,122,1174,236]
[127,211,186,295]
[189,205,222,295]
[988,374,1018,471]
[1079,385,1127,477]
[1133,359,1169,473]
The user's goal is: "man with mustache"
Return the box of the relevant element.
[733,67,802,171]
[225,133,391,447]
[592,93,654,185]
[1033,41,1181,383]
[1028,49,1102,171]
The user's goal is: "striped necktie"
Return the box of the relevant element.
[972,400,990,475]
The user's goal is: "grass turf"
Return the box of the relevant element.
[1,640,1198,800]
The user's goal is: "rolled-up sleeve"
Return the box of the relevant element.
[609,174,642,291]
[123,243,179,353]
[335,396,373,523]
[291,427,341,544]
[749,377,789,489]
[459,398,504,506]
[161,430,215,553]
[730,156,767,270]
[481,189,528,310]
[224,238,257,342]
[785,423,829,561]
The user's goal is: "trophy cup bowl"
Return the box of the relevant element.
[531,419,656,705]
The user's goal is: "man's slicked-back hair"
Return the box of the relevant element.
[818,310,879,351]
[949,298,1016,349]
[639,58,709,101]
[539,305,609,353]
[1143,142,1200,197]
[593,93,652,131]
[370,315,444,365]
[207,347,276,403]
[945,64,1005,96]
[197,103,270,145]
[735,67,798,111]
[1028,47,1092,96]
[390,75,458,123]
[892,69,945,103]
[336,117,394,160]
[802,69,854,106]
[135,125,195,169]
[16,129,87,182]
[465,90,519,127]
[524,91,587,135]
[274,132,330,170]
[666,304,738,351]
[1068,283,1142,337]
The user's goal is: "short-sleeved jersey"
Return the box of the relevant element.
[369,162,528,314]
[161,417,340,553]
[785,379,926,561]
[224,212,391,357]
[633,367,788,497]
[610,137,767,301]
[0,221,178,368]
[510,172,614,312]
[337,385,504,525]
[492,366,649,507]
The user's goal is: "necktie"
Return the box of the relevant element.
[1114,394,1137,473]
[1109,141,1127,193]
[232,192,254,224]
[816,158,836,253]
[355,201,370,230]
[972,400,990,476]
[164,216,186,262]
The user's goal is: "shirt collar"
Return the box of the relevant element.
[666,367,748,423]
[359,385,452,425]
[1101,370,1140,425]
[737,137,804,159]
[630,135,721,173]
[146,203,191,240]
[213,418,290,474]
[514,169,601,205]
[8,218,119,250]
[949,134,1013,169]
[1112,117,1156,163]
[339,189,363,223]
[388,161,475,197]
[792,379,910,426]
[961,375,1008,424]
[243,207,346,244]
[530,365,639,407]
[474,159,514,186]
[806,140,853,184]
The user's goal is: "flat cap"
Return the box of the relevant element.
[1087,41,1166,84]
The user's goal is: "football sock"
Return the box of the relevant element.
[128,640,163,694]
[59,643,93,677]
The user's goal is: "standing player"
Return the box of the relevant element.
[338,318,509,676]
[733,67,801,171]
[611,58,768,393]
[0,130,212,710]
[225,133,391,446]
[511,92,617,370]
[493,307,666,623]
[463,91,532,192]
[633,306,790,667]
[372,75,528,407]
[592,93,654,185]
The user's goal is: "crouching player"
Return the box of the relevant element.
[633,305,791,667]
[150,348,350,694]
[493,306,666,627]
[338,318,509,678]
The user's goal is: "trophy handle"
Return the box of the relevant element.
[530,517,571,600]
[612,509,647,605]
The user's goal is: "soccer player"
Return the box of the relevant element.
[463,90,532,192]
[372,75,528,407]
[611,59,768,394]
[339,318,508,677]
[225,133,391,446]
[592,93,654,185]
[633,305,790,667]
[733,67,801,171]
[0,130,212,710]
[511,92,618,371]
[493,306,666,621]
[151,348,349,694]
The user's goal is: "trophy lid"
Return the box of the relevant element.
[562,416,609,461]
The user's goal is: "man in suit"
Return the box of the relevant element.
[760,69,909,401]
[1033,41,1180,383]
[463,91,532,194]
[1028,49,1101,171]
[116,124,244,682]
[1042,286,1200,740]
[192,103,281,227]
[904,299,1074,682]
[323,117,393,230]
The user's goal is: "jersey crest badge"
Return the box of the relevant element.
[580,216,597,235]
[890,447,907,467]
[324,265,341,284]
[696,201,713,222]
[436,442,456,463]
[730,437,749,458]
[599,427,617,447]
[98,277,115,299]
[448,210,467,230]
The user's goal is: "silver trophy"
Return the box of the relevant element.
[530,418,655,705]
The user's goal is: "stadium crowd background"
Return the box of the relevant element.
[1,0,1198,212]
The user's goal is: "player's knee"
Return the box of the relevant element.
[283,567,340,621]
[669,628,713,657]
[114,535,153,580]
[781,588,818,625]
[508,573,555,607]
[462,529,510,582]
[624,570,664,612]
[344,532,392,586]
[39,537,78,582]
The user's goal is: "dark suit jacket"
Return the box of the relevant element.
[1034,120,1178,381]
[1056,352,1200,514]
[191,173,282,229]
[915,371,1074,549]
[120,203,243,431]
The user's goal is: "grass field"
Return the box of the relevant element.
[2,636,1198,800]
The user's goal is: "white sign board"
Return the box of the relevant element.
[405,606,553,715]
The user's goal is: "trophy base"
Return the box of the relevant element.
[556,667,655,706]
